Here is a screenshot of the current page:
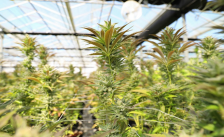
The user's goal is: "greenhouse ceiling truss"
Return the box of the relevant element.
[0,0,223,74]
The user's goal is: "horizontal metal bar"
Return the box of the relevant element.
[3,47,96,51]
[0,31,137,38]
[0,31,95,36]
[0,31,200,41]
[10,0,180,10]
[2,66,94,68]
[3,55,93,58]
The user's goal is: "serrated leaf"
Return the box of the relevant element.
[145,53,164,64]
[145,40,161,49]
[44,86,52,91]
[104,26,114,52]
[167,51,175,60]
[83,27,100,37]
[122,31,141,42]
[111,30,128,52]
[179,42,196,53]
[100,30,105,38]
[153,48,165,60]
[168,59,181,65]
[27,77,42,84]
[117,23,129,33]
[89,53,103,55]
[82,39,106,52]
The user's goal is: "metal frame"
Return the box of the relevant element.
[65,1,86,67]
[0,0,222,72]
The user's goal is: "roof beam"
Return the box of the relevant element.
[65,2,87,68]
[0,1,28,12]
[10,0,180,10]
[191,21,224,38]
[0,11,36,24]
[137,0,207,41]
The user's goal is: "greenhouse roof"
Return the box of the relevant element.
[0,0,224,76]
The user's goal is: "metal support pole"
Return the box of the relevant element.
[182,14,189,62]
[0,34,3,72]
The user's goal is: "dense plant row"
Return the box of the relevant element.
[0,20,224,137]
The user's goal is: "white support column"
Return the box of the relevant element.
[182,14,189,62]
[0,34,3,72]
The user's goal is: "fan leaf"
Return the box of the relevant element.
[83,27,100,37]
[82,39,106,52]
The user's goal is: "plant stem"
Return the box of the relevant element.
[108,55,113,76]
[166,65,172,85]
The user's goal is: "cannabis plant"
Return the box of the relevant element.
[190,58,224,136]
[17,35,37,72]
[83,20,143,136]
[139,59,155,87]
[10,35,38,109]
[198,36,220,59]
[204,0,224,11]
[36,45,55,67]
[0,109,68,137]
[146,27,196,84]
[131,27,197,134]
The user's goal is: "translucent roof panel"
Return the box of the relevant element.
[1,0,224,76]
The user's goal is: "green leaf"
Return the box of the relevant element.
[153,48,165,60]
[129,111,146,116]
[152,126,162,134]
[27,77,42,84]
[134,46,145,55]
[122,31,141,42]
[43,85,52,91]
[212,127,224,136]
[82,39,107,53]
[206,105,219,110]
[179,42,196,53]
[89,53,104,55]
[0,111,15,128]
[91,129,115,137]
[111,30,128,52]
[145,134,166,137]
[117,23,129,33]
[145,53,164,64]
[168,59,181,65]
[0,109,7,115]
[83,27,100,37]
[202,124,215,131]
[104,26,114,52]
[100,30,105,38]
[145,40,161,49]
[167,51,175,60]
[165,95,177,98]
